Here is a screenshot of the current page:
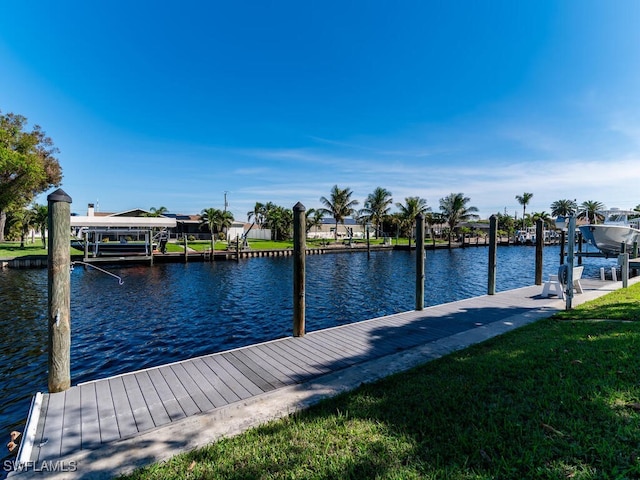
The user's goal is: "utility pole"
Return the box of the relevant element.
[223,191,229,212]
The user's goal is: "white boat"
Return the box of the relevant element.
[578,208,640,256]
[514,227,536,245]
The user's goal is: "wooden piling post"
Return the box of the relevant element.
[47,188,72,393]
[235,234,240,262]
[488,215,497,295]
[184,235,188,263]
[415,213,425,310]
[535,219,543,285]
[577,232,583,266]
[559,231,566,265]
[366,227,371,259]
[293,202,306,337]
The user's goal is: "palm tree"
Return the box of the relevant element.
[515,193,533,229]
[530,211,554,229]
[359,187,393,238]
[578,200,605,224]
[306,208,324,234]
[319,185,359,241]
[395,197,430,247]
[439,193,479,248]
[18,207,34,248]
[31,203,48,248]
[200,207,222,251]
[550,199,577,218]
[147,206,168,217]
[247,202,266,226]
[264,205,293,240]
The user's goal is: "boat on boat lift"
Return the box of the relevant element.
[578,208,640,256]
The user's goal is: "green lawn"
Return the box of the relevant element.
[122,283,640,479]
[0,241,49,257]
[1,237,426,258]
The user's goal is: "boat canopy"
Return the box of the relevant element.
[70,216,177,228]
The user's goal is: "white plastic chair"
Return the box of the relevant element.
[542,266,584,300]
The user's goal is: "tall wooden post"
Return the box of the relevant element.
[366,226,371,259]
[235,234,240,262]
[577,232,583,266]
[535,219,543,285]
[184,235,188,263]
[488,215,497,295]
[415,213,425,310]
[47,189,72,393]
[293,202,306,337]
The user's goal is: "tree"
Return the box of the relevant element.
[530,211,554,229]
[305,208,324,234]
[515,193,534,229]
[359,187,393,238]
[264,204,293,241]
[578,200,605,224]
[550,199,577,217]
[395,196,430,247]
[147,206,168,217]
[439,193,479,248]
[0,111,62,241]
[31,203,48,247]
[318,185,359,241]
[247,202,267,226]
[199,208,233,250]
[18,206,34,248]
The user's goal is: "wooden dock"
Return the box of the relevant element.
[11,278,630,478]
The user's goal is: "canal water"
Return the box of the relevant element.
[0,246,617,441]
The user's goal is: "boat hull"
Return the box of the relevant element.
[579,224,640,256]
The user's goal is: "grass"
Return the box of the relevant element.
[121,283,640,479]
[0,241,50,257]
[1,237,424,258]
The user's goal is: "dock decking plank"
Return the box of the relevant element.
[108,377,139,438]
[227,350,286,390]
[190,358,242,404]
[279,338,340,372]
[297,335,360,367]
[37,391,65,461]
[179,361,229,408]
[134,371,171,427]
[238,344,298,384]
[261,341,327,377]
[79,383,101,450]
[94,379,120,443]
[249,344,309,382]
[169,363,215,413]
[157,366,201,417]
[60,387,82,457]
[147,368,187,422]
[121,374,155,433]
[205,354,263,397]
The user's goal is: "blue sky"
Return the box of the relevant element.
[2,1,640,220]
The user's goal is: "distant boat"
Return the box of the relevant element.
[578,208,640,256]
[514,227,536,245]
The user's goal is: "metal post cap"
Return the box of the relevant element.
[47,188,72,203]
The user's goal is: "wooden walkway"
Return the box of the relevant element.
[13,278,623,477]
